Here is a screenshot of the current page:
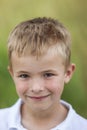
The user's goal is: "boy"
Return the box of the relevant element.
[0,17,87,130]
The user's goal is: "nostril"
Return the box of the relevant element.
[30,83,44,93]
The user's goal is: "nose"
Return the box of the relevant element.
[30,78,44,93]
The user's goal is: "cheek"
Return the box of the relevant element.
[14,81,28,96]
[46,78,64,95]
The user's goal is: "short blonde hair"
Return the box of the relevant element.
[8,17,71,67]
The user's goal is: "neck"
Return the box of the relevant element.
[21,103,68,130]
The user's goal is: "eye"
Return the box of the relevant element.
[18,74,29,79]
[44,73,55,78]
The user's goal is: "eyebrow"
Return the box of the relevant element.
[16,69,57,74]
[15,69,58,77]
[41,69,57,73]
[16,71,31,74]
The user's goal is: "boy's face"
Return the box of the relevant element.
[8,51,75,112]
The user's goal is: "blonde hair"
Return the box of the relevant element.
[8,17,71,67]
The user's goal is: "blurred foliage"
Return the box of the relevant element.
[0,0,87,118]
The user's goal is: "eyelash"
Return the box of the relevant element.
[18,74,29,79]
[43,73,55,78]
[18,73,55,79]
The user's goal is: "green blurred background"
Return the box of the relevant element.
[0,0,87,118]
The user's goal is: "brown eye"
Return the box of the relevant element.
[19,74,29,78]
[44,73,54,78]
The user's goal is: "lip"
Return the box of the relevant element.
[27,94,51,100]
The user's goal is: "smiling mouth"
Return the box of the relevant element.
[27,94,51,100]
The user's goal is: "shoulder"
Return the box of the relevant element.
[71,112,87,129]
[0,107,11,129]
[0,107,10,118]
[61,100,87,129]
[0,99,22,129]
[0,100,19,118]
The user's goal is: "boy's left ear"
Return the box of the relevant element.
[64,63,76,84]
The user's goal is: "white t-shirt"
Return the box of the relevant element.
[0,99,87,130]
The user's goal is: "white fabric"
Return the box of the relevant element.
[0,99,87,130]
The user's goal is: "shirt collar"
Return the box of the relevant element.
[7,99,75,130]
[51,100,75,130]
[8,98,26,130]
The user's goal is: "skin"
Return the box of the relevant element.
[8,51,75,130]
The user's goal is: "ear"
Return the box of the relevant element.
[7,66,14,78]
[64,63,76,84]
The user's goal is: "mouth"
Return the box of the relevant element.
[27,94,51,100]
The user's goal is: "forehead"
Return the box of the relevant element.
[11,50,65,70]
